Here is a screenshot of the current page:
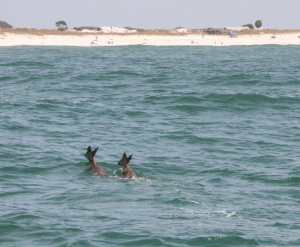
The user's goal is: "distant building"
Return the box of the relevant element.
[74,26,137,33]
[225,27,250,31]
[173,27,190,33]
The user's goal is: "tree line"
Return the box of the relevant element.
[242,20,262,30]
[55,21,68,31]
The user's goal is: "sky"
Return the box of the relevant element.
[1,0,300,30]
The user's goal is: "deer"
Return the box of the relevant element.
[118,153,138,179]
[85,146,108,177]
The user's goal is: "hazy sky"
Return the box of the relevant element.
[1,0,300,30]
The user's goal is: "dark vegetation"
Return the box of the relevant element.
[255,20,262,28]
[0,21,13,28]
[242,24,254,29]
[124,27,153,33]
[73,26,99,31]
[55,20,68,31]
[0,28,86,36]
[203,27,223,34]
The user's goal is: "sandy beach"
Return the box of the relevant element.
[1,30,300,47]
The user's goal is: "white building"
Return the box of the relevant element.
[98,26,137,33]
[225,27,250,31]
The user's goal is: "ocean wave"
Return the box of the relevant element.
[166,104,210,113]
[239,174,300,186]
[0,61,53,67]
[186,236,259,246]
[271,177,300,185]
[204,92,300,104]
[174,96,204,104]
[0,76,15,81]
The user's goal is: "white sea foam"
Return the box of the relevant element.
[214,210,237,217]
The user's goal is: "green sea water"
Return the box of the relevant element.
[0,45,300,246]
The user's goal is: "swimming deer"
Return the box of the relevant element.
[85,146,108,177]
[118,153,138,179]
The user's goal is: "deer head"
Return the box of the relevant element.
[118,153,132,169]
[85,146,98,164]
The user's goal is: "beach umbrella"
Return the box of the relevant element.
[231,32,238,35]
[110,39,113,40]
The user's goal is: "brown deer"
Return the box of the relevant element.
[85,146,108,177]
[118,153,138,179]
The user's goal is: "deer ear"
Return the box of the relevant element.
[127,155,132,162]
[87,146,92,152]
[92,147,98,157]
[123,153,127,159]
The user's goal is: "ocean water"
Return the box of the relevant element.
[1,45,300,247]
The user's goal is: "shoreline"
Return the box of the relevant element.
[1,32,300,47]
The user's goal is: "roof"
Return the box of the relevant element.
[225,27,250,31]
